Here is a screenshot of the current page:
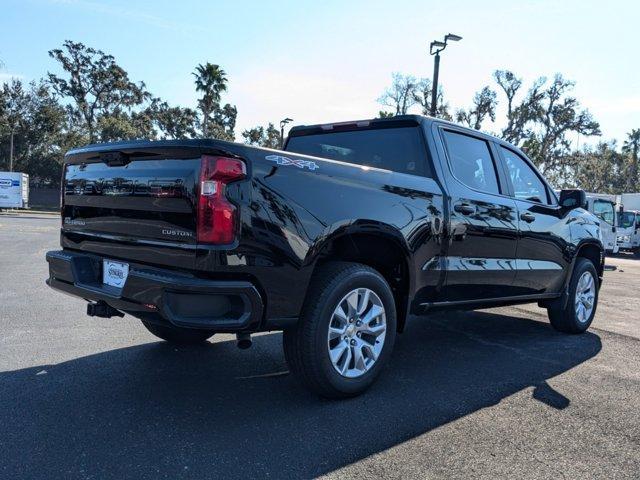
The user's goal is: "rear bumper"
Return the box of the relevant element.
[46,250,264,332]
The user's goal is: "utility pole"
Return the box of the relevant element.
[429,33,462,117]
[9,125,15,172]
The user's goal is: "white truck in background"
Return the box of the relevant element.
[616,193,640,255]
[0,172,29,209]
[585,193,618,254]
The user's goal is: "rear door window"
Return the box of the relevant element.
[500,146,550,204]
[285,127,429,176]
[442,130,501,195]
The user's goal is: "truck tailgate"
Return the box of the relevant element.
[62,154,200,269]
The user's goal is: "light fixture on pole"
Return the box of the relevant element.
[280,117,293,148]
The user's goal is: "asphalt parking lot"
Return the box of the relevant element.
[1,213,639,479]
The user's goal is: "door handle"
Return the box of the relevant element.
[454,203,476,215]
[520,212,535,223]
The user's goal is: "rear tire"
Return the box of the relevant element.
[283,262,397,399]
[141,320,215,344]
[547,258,599,334]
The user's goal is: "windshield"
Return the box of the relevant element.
[593,200,615,225]
[618,211,636,229]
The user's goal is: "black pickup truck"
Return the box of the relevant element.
[46,115,604,398]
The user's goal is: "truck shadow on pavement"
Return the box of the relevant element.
[0,310,601,479]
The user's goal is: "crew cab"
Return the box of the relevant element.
[46,115,604,398]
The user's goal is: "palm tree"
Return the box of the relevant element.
[623,129,640,191]
[192,63,227,137]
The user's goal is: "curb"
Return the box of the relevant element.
[0,209,59,216]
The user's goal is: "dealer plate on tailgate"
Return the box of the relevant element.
[103,260,129,288]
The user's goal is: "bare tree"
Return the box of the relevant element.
[455,86,497,130]
[414,78,452,120]
[377,73,419,115]
[528,75,601,183]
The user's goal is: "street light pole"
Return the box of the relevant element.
[9,125,15,172]
[429,33,462,117]
[280,117,293,148]
[430,52,441,117]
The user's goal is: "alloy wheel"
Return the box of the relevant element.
[574,271,596,323]
[327,288,387,378]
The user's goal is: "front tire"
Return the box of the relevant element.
[548,258,599,334]
[141,320,215,345]
[283,262,397,399]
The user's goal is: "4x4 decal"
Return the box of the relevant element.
[265,155,319,171]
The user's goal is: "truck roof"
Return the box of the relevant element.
[288,115,426,138]
[286,114,518,150]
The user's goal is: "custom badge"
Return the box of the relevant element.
[265,155,319,171]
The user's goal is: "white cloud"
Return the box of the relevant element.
[231,69,382,134]
[44,0,205,36]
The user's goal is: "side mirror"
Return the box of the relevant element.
[559,189,587,210]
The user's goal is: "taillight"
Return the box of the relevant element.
[197,155,246,244]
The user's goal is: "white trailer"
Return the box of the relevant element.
[0,172,29,209]
[618,193,640,212]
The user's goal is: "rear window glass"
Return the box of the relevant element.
[286,127,429,176]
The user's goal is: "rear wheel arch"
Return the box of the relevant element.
[307,228,412,332]
[575,241,604,279]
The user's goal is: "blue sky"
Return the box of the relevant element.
[1,0,638,145]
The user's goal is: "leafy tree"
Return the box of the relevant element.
[571,142,626,193]
[0,80,72,183]
[455,86,497,130]
[211,102,237,141]
[622,129,640,191]
[192,62,236,140]
[242,123,280,148]
[97,109,153,142]
[150,100,198,139]
[193,63,226,136]
[47,40,150,143]
[0,79,30,171]
[377,110,395,118]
